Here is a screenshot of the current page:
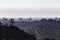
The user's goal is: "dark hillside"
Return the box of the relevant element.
[0,25,36,40]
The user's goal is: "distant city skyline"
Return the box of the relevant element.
[0,0,60,18]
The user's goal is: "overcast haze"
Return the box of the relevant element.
[0,0,60,18]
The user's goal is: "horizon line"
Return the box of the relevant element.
[0,16,60,18]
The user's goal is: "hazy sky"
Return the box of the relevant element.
[0,0,60,18]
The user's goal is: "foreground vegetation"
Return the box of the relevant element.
[0,23,36,40]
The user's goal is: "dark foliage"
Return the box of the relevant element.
[47,19,56,23]
[0,25,36,40]
[51,39,55,40]
[44,38,49,40]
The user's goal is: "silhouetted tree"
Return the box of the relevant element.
[10,18,15,26]
[47,19,56,23]
[29,17,32,20]
[41,18,47,21]
[19,18,23,20]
